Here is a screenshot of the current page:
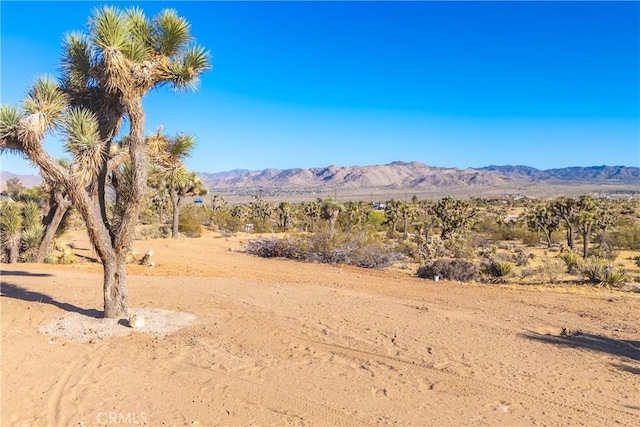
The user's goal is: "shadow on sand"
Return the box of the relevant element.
[0,282,102,318]
[522,331,640,361]
[1,270,53,277]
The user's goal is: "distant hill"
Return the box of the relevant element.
[197,162,640,200]
[3,163,639,200]
[0,171,43,190]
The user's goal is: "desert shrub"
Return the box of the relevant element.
[633,256,640,268]
[610,224,640,250]
[135,225,170,240]
[580,257,627,287]
[395,239,420,262]
[485,260,515,283]
[512,249,530,266]
[602,269,627,287]
[520,231,541,246]
[351,242,405,269]
[559,251,582,274]
[210,209,243,233]
[138,202,159,225]
[245,237,308,260]
[580,257,605,284]
[588,242,619,261]
[477,245,498,260]
[536,259,564,284]
[417,258,479,282]
[367,211,386,232]
[246,233,404,270]
[520,268,536,279]
[57,246,76,264]
[443,233,475,259]
[421,237,448,259]
[20,223,45,262]
[178,205,205,238]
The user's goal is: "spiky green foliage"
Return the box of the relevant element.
[21,223,45,262]
[0,105,21,152]
[169,46,210,91]
[90,6,129,51]
[18,77,69,147]
[559,251,582,274]
[60,32,93,88]
[23,76,68,125]
[487,260,515,283]
[580,257,627,287]
[22,201,42,228]
[602,269,627,287]
[62,107,103,180]
[154,9,191,56]
[0,202,24,263]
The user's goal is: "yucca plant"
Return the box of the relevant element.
[0,202,23,263]
[602,268,627,287]
[21,223,45,262]
[487,260,515,283]
[559,251,582,274]
[580,257,606,284]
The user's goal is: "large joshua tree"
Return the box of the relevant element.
[0,6,210,317]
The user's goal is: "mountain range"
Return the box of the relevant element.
[197,162,639,200]
[3,162,639,200]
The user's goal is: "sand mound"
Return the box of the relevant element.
[38,308,197,343]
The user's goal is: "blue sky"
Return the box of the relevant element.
[1,1,639,175]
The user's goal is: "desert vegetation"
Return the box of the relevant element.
[4,169,640,291]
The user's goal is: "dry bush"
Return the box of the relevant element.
[245,237,308,261]
[246,233,404,270]
[178,205,205,238]
[512,248,530,266]
[135,225,170,240]
[535,259,564,284]
[417,259,479,282]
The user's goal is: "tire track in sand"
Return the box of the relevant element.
[298,336,639,427]
[186,358,372,427]
[46,344,110,426]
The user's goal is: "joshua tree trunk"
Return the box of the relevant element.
[170,190,183,239]
[580,225,592,259]
[103,250,128,318]
[7,242,19,264]
[34,191,71,263]
[328,211,339,237]
[403,212,409,240]
[566,225,574,249]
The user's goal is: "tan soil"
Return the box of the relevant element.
[2,229,639,426]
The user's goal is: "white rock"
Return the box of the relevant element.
[128,313,145,328]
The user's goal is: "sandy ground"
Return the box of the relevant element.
[2,230,639,426]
